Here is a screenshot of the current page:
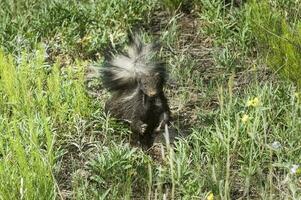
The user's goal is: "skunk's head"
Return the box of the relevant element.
[139,71,165,97]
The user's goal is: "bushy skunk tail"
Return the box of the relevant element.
[101,33,166,92]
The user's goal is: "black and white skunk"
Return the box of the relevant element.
[101,33,171,148]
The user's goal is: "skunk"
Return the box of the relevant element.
[101,33,171,148]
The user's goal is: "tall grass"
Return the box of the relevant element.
[0,48,91,199]
[249,0,301,88]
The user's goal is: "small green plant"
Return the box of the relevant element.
[85,144,151,199]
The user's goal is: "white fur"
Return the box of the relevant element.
[108,38,156,83]
[121,86,140,101]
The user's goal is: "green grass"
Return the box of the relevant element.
[249,0,301,88]
[0,0,155,59]
[0,48,92,199]
[0,0,301,199]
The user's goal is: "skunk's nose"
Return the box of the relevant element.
[148,90,157,97]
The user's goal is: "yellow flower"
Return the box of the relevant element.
[207,192,214,200]
[247,97,260,107]
[241,114,249,124]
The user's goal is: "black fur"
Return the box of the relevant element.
[105,88,170,148]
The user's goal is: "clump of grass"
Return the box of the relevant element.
[0,47,92,199]
[249,0,301,88]
[0,0,157,58]
[73,144,151,199]
[198,0,253,72]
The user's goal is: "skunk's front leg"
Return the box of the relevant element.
[155,112,170,132]
[131,120,148,135]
